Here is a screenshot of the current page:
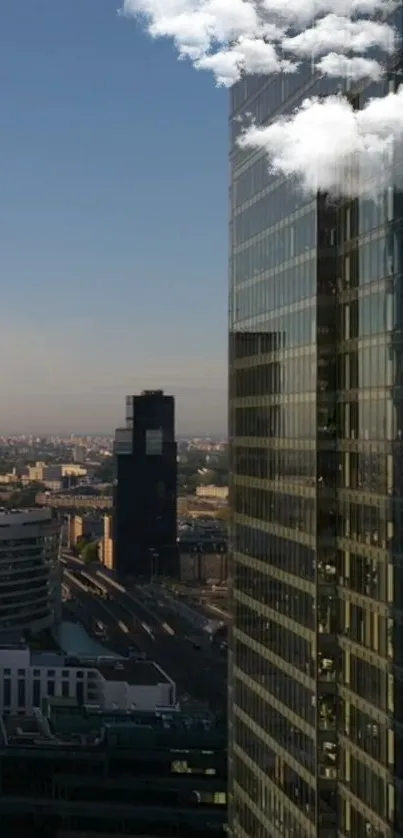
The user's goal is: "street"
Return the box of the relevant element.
[63,564,227,715]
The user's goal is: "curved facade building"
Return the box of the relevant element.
[0,509,61,636]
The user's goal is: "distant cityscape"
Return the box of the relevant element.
[0,389,229,836]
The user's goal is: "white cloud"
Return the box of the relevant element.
[121,0,401,198]
[238,89,403,199]
[121,0,398,84]
[316,53,384,81]
[196,37,298,86]
[282,16,395,57]
[122,0,263,58]
[260,0,395,23]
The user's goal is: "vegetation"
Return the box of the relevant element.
[93,457,116,484]
[3,482,45,509]
[177,448,228,494]
[79,540,99,564]
[213,507,230,522]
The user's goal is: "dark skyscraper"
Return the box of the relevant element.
[113,390,178,578]
[229,39,403,838]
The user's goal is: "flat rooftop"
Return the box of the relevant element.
[0,507,52,524]
[0,700,223,751]
[98,660,170,686]
[3,649,171,688]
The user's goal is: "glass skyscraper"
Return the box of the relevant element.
[228,15,403,838]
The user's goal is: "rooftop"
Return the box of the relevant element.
[98,660,171,686]
[30,650,64,668]
[0,699,224,752]
[0,507,52,525]
[1,647,172,687]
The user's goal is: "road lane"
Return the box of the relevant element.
[65,577,227,714]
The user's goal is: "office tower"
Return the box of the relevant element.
[0,509,61,636]
[229,59,403,838]
[113,390,178,578]
[73,444,85,464]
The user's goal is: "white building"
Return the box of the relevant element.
[0,646,176,715]
[196,485,229,500]
[22,461,88,483]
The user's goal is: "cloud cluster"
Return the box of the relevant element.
[238,88,403,198]
[121,0,402,198]
[122,0,396,84]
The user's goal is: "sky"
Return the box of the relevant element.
[0,0,228,436]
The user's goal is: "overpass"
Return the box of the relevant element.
[36,492,113,513]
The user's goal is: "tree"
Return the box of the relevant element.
[94,457,116,484]
[6,484,44,509]
[213,507,230,522]
[80,541,99,564]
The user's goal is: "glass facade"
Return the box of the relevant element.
[228,16,403,838]
[0,515,61,635]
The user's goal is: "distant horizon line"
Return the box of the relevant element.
[0,431,228,439]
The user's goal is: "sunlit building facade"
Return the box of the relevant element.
[229,29,403,838]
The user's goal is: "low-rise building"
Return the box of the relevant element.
[178,521,228,584]
[0,699,226,837]
[0,468,19,485]
[196,485,228,500]
[0,646,176,714]
[23,462,88,484]
[66,514,103,549]
[99,515,114,569]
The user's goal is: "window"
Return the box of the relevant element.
[146,428,163,455]
[17,668,25,676]
[61,681,70,698]
[17,679,26,709]
[47,680,55,697]
[33,680,41,707]
[3,679,11,707]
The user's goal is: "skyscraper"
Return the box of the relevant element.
[113,390,178,578]
[229,51,403,838]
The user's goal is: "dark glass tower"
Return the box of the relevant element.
[229,22,403,838]
[113,390,178,579]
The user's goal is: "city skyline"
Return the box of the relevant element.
[0,1,227,435]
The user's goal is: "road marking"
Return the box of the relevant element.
[141,622,155,640]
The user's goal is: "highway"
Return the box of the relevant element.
[62,558,227,715]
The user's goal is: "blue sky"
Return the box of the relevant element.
[0,0,228,435]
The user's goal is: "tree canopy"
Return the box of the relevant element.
[79,540,99,564]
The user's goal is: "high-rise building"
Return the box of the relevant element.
[0,509,61,636]
[113,390,178,578]
[229,51,403,838]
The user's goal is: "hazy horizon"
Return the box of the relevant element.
[0,383,227,438]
